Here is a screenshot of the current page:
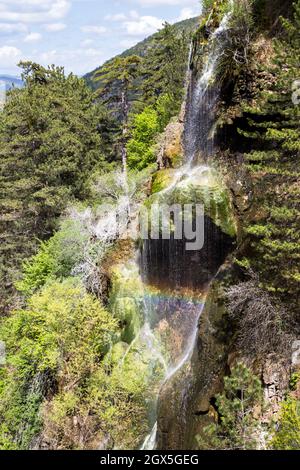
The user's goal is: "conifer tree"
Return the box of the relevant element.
[141,22,189,114]
[238,1,300,306]
[198,363,263,450]
[94,56,141,177]
[0,62,103,313]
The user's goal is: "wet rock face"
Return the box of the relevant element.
[183,76,220,163]
[141,215,234,291]
[156,271,232,450]
[157,119,184,170]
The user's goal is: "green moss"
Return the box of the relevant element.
[151,169,176,194]
[109,261,144,344]
[147,167,237,238]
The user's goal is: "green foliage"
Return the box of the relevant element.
[127,107,159,169]
[0,277,150,449]
[0,62,105,314]
[141,22,189,113]
[216,0,255,83]
[156,93,179,131]
[197,363,263,450]
[94,55,142,172]
[202,0,215,13]
[94,55,141,106]
[271,398,300,450]
[91,22,192,166]
[16,219,90,296]
[0,279,118,449]
[237,1,300,305]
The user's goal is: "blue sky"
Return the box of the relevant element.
[0,0,202,76]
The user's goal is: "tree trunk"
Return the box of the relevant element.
[121,89,129,180]
[121,88,130,226]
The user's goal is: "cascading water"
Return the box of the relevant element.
[183,8,233,164]
[138,4,235,450]
[104,4,235,450]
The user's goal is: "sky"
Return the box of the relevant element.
[0,0,202,77]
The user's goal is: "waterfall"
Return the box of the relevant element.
[183,8,233,164]
[137,5,235,450]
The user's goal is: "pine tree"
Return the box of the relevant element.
[198,363,263,450]
[141,22,189,114]
[237,1,300,307]
[0,62,104,313]
[94,56,141,176]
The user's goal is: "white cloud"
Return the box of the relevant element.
[123,15,164,36]
[44,22,66,32]
[24,32,41,42]
[0,1,71,24]
[0,22,27,33]
[105,13,127,22]
[135,0,198,5]
[177,7,198,21]
[33,46,102,75]
[0,45,22,69]
[80,25,107,34]
[81,38,94,47]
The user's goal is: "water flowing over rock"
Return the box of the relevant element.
[183,9,233,164]
[136,4,237,450]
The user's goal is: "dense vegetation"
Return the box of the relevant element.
[238,0,300,308]
[0,63,105,314]
[0,18,191,448]
[198,363,264,450]
[0,0,299,451]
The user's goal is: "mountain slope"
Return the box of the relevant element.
[84,17,199,91]
[0,75,23,90]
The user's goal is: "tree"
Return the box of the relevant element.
[127,107,159,170]
[237,1,300,307]
[197,363,264,450]
[141,22,189,115]
[94,56,141,177]
[0,62,104,314]
[271,398,300,449]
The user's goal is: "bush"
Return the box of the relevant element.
[0,279,118,449]
[271,398,300,450]
[127,107,159,170]
[197,363,264,450]
[16,219,91,296]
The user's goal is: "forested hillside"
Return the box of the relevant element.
[0,0,299,452]
[84,17,199,91]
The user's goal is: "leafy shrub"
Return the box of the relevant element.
[197,363,264,450]
[127,107,159,170]
[0,279,118,449]
[16,220,90,296]
[271,398,300,450]
[0,276,152,449]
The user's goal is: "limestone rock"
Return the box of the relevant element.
[157,118,184,169]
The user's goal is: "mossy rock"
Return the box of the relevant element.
[151,169,176,194]
[113,297,141,344]
[109,261,144,344]
[147,166,237,238]
[106,341,129,366]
